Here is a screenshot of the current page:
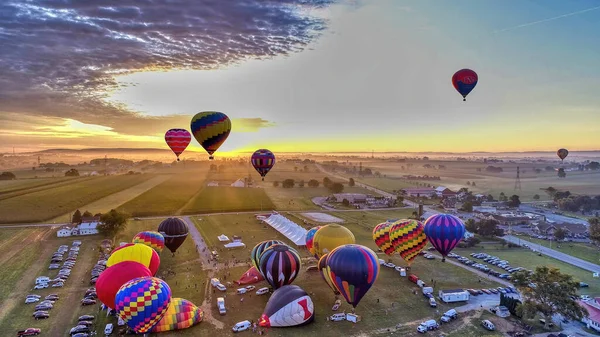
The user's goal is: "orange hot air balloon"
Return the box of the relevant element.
[107,243,160,276]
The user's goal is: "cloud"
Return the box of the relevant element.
[0,0,337,140]
[232,118,276,132]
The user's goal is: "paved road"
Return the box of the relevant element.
[182,216,213,268]
[503,235,600,273]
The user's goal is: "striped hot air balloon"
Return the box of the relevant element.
[259,285,314,328]
[150,298,203,333]
[107,243,160,276]
[250,240,284,271]
[318,253,339,295]
[372,221,396,255]
[165,129,191,161]
[423,214,465,261]
[389,219,427,267]
[115,276,172,334]
[190,111,231,160]
[132,231,165,254]
[258,244,301,289]
[305,226,321,259]
[251,149,276,181]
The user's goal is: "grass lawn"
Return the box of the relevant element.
[0,174,154,223]
[445,311,504,337]
[264,185,373,211]
[515,235,600,265]
[182,187,276,214]
[117,172,207,217]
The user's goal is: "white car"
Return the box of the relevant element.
[216,283,227,292]
[105,323,114,335]
[256,287,269,295]
[245,285,255,291]
[384,262,396,268]
[34,283,49,290]
[25,297,40,304]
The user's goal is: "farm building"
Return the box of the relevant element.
[231,179,246,187]
[463,231,475,240]
[57,217,101,237]
[57,226,72,237]
[579,298,600,332]
[492,213,536,226]
[473,206,497,213]
[79,220,99,235]
[402,188,436,198]
[435,186,457,198]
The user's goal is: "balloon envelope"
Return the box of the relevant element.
[165,129,191,161]
[326,244,380,308]
[96,261,152,310]
[305,226,321,259]
[259,285,314,328]
[318,253,339,295]
[107,243,160,276]
[372,221,395,255]
[158,217,189,254]
[150,298,203,333]
[132,231,165,254]
[557,148,569,160]
[236,266,265,285]
[190,111,231,159]
[115,276,172,334]
[423,214,465,259]
[390,219,428,266]
[312,224,355,259]
[452,68,478,101]
[251,149,276,180]
[250,240,284,271]
[258,244,301,289]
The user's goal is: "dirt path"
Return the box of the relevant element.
[182,216,213,268]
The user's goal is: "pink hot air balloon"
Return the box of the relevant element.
[165,129,191,161]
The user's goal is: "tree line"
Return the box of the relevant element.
[272,177,350,194]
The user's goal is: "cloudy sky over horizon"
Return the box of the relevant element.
[1,0,599,154]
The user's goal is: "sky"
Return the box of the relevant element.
[1,0,599,155]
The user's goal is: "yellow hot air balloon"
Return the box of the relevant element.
[107,243,160,276]
[312,224,355,259]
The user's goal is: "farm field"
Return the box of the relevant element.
[0,174,154,223]
[0,176,78,194]
[182,186,276,214]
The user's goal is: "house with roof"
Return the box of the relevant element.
[332,193,368,203]
[492,213,534,226]
[57,226,72,237]
[231,179,246,188]
[435,186,457,199]
[579,298,600,332]
[402,188,436,198]
[78,218,100,235]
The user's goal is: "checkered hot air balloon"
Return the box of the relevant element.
[150,298,203,333]
[165,128,191,161]
[251,149,276,181]
[132,231,165,254]
[389,219,427,267]
[190,111,231,160]
[115,277,172,334]
[258,244,301,289]
[96,261,152,310]
[424,214,465,261]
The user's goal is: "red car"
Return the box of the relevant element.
[17,328,41,336]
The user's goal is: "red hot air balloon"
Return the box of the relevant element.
[96,261,152,309]
[557,148,568,163]
[165,129,191,161]
[452,69,478,101]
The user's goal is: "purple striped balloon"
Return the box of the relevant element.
[423,214,465,261]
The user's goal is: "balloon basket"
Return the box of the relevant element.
[463,98,466,102]
[177,158,180,162]
[261,177,264,181]
[209,155,214,160]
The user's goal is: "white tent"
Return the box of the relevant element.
[218,234,230,242]
[263,214,307,246]
[224,242,246,249]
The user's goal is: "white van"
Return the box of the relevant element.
[416,279,426,288]
[210,278,220,287]
[256,287,269,295]
[481,320,495,331]
[236,288,247,295]
[217,297,226,315]
[346,313,361,323]
[429,297,437,307]
[232,320,251,332]
[440,309,457,323]
[329,313,346,322]
[417,319,439,333]
[104,323,113,335]
[36,276,50,285]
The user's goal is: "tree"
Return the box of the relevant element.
[554,227,567,241]
[500,239,507,248]
[72,210,82,224]
[508,195,521,208]
[65,168,79,177]
[307,179,319,188]
[588,161,600,170]
[499,192,508,202]
[466,181,471,186]
[0,172,16,180]
[348,178,355,187]
[471,181,476,187]
[82,211,93,218]
[486,194,494,202]
[323,177,332,188]
[329,182,344,194]
[533,194,540,200]
[512,266,584,328]
[589,218,600,244]
[460,201,473,212]
[478,219,499,237]
[294,166,298,172]
[465,219,478,233]
[558,168,566,178]
[465,237,481,247]
[282,179,295,188]
[98,209,129,236]
[545,186,557,197]
[395,196,404,206]
[272,181,279,187]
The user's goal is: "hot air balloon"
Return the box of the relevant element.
[318,253,340,295]
[326,244,379,309]
[235,266,265,285]
[165,129,191,161]
[96,261,152,309]
[115,276,172,334]
[259,285,314,328]
[312,224,355,259]
[250,240,284,271]
[107,243,160,276]
[389,219,427,267]
[452,69,478,101]
[372,221,396,255]
[423,214,465,261]
[158,217,189,255]
[132,231,165,254]
[258,244,301,289]
[150,298,203,333]
[557,148,569,163]
[190,111,231,160]
[305,226,322,259]
[251,149,276,181]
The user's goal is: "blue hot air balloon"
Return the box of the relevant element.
[326,244,379,309]
[423,213,465,261]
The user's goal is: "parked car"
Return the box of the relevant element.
[25,297,40,304]
[34,303,53,311]
[256,287,269,295]
[216,284,227,292]
[232,320,251,332]
[52,282,64,288]
[481,320,495,331]
[245,285,255,291]
[33,284,48,290]
[77,321,94,327]
[69,325,90,335]
[81,299,96,306]
[17,328,41,336]
[105,323,114,335]
[32,312,49,320]
[78,315,95,321]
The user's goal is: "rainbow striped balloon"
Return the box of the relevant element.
[389,219,427,266]
[115,277,172,333]
[133,231,165,254]
[165,129,191,161]
[423,214,465,261]
[150,298,203,333]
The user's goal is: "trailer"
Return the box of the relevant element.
[438,289,470,303]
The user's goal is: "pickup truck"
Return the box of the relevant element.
[17,328,41,336]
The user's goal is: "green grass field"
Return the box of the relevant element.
[0,176,78,194]
[0,174,154,223]
[515,236,600,265]
[182,187,276,214]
